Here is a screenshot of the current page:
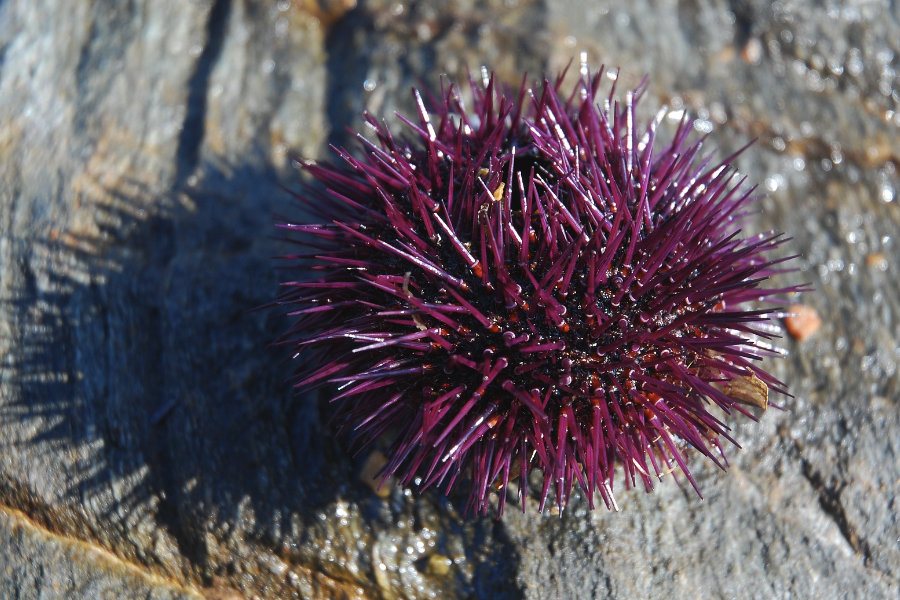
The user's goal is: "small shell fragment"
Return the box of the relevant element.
[722,373,769,411]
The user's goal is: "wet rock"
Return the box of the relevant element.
[1,0,898,598]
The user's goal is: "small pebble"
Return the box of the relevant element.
[359,450,393,498]
[785,304,821,341]
[425,554,453,576]
[741,37,763,64]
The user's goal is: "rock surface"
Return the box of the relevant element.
[1,0,898,598]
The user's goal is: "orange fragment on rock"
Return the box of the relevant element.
[866,252,888,271]
[785,304,821,341]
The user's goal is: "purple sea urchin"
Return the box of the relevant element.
[274,68,798,516]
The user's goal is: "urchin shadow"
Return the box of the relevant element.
[1,179,173,529]
[0,164,354,578]
[1,156,523,597]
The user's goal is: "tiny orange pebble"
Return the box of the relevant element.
[785,304,821,342]
[866,252,888,271]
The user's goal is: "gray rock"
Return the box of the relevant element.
[0,0,897,598]
[0,508,202,600]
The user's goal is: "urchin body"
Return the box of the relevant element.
[274,70,795,516]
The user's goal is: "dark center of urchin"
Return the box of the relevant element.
[382,158,684,404]
[367,147,702,434]
[275,72,798,517]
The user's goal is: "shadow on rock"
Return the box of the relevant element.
[2,157,525,598]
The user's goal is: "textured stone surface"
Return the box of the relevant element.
[0,0,898,598]
[0,507,202,600]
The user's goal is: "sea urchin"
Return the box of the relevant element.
[273,68,797,516]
